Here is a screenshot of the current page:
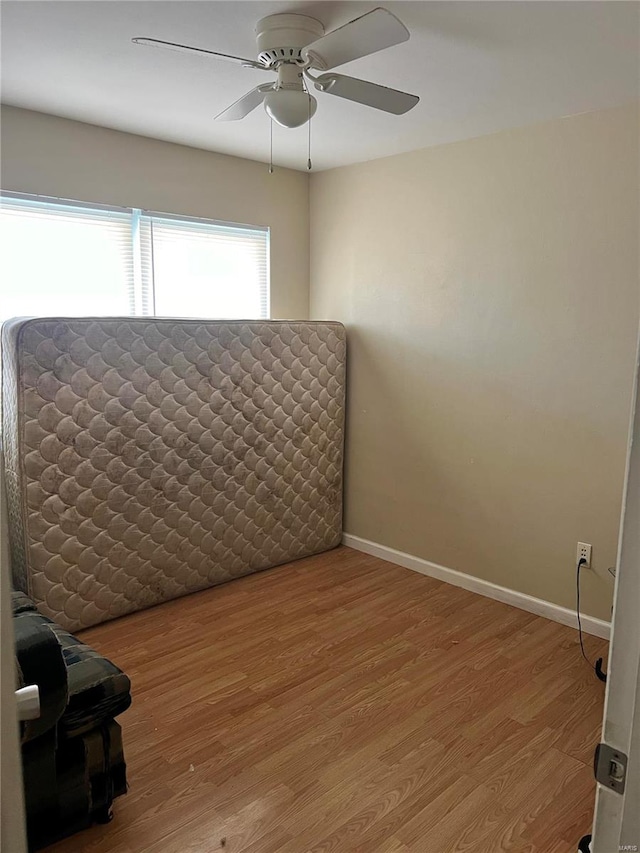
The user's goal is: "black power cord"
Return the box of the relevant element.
[576,556,607,683]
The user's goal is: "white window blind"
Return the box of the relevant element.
[0,194,270,323]
[141,214,269,320]
[0,195,135,319]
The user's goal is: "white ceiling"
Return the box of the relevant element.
[1,1,638,172]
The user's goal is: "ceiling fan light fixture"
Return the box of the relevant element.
[134,7,419,132]
[264,89,317,128]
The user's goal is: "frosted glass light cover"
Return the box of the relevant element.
[264,90,317,128]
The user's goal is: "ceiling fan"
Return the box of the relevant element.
[132,7,419,129]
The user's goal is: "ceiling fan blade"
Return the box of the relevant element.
[132,37,266,70]
[302,7,409,71]
[314,73,418,115]
[215,85,273,121]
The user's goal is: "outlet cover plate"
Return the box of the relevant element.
[577,542,592,569]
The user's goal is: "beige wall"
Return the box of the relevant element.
[310,103,639,621]
[0,106,309,320]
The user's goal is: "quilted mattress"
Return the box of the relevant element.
[2,317,345,631]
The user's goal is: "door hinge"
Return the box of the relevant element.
[594,742,627,794]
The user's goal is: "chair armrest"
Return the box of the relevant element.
[50,625,132,737]
[14,613,68,742]
[11,590,38,616]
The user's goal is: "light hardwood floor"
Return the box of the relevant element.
[48,546,608,853]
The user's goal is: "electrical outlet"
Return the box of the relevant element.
[577,542,592,569]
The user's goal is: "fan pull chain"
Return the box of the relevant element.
[269,119,273,174]
[307,96,312,171]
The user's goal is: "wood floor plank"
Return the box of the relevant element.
[46,545,605,853]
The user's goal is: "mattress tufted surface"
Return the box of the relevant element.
[2,318,345,631]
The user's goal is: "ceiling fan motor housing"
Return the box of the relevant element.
[255,14,324,66]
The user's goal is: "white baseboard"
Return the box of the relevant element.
[342,533,611,641]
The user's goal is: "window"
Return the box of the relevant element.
[0,194,269,323]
